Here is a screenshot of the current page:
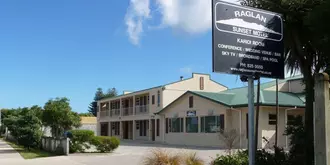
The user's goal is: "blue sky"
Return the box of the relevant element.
[0,0,279,113]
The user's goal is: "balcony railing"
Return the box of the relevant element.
[110,109,120,117]
[135,105,149,115]
[122,107,134,116]
[100,109,110,118]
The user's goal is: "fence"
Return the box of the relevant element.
[41,137,69,155]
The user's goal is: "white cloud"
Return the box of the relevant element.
[125,0,151,45]
[125,0,238,45]
[179,66,193,75]
[156,0,212,34]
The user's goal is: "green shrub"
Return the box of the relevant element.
[68,130,94,153]
[212,147,288,165]
[90,136,120,153]
[212,151,248,165]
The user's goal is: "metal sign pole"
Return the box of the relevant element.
[248,76,255,165]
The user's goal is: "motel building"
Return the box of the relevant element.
[97,73,305,149]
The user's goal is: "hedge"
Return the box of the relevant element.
[90,136,120,153]
[68,130,94,153]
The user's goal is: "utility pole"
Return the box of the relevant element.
[241,75,255,165]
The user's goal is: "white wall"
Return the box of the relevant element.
[161,93,229,147]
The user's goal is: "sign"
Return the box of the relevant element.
[212,0,284,79]
[187,111,196,117]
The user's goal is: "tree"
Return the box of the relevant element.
[43,97,81,137]
[240,0,330,164]
[88,102,98,116]
[88,87,118,116]
[15,110,43,149]
[3,107,42,149]
[104,88,118,98]
[94,88,104,101]
[219,129,240,155]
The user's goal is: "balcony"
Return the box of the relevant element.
[111,109,120,117]
[122,107,134,116]
[99,109,110,118]
[135,105,149,115]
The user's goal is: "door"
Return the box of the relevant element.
[151,119,155,141]
[123,121,129,139]
[101,123,109,136]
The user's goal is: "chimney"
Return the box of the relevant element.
[180,76,184,81]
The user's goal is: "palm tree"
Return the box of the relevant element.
[240,0,330,164]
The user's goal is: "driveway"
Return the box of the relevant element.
[0,140,226,165]
[69,141,226,165]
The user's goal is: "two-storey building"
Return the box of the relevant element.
[96,73,228,142]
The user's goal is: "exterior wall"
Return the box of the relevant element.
[96,73,227,137]
[163,73,227,107]
[77,124,97,135]
[238,106,305,149]
[289,79,304,93]
[160,93,230,148]
[264,82,289,92]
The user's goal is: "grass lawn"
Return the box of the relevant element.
[4,140,58,159]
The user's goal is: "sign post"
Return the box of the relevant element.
[212,1,284,165]
[248,77,255,165]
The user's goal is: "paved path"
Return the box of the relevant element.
[0,139,23,161]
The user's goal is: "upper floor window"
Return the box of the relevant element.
[152,95,155,105]
[157,91,160,107]
[200,77,204,90]
[269,114,277,125]
[189,96,194,108]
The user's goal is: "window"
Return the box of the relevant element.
[156,119,160,136]
[287,115,303,125]
[111,122,120,136]
[139,120,148,136]
[201,115,225,133]
[136,121,140,129]
[171,118,183,132]
[186,117,198,133]
[189,96,194,108]
[269,114,277,125]
[136,98,140,106]
[144,96,147,105]
[152,95,155,105]
[166,118,168,133]
[166,118,183,133]
[200,77,204,90]
[157,91,160,107]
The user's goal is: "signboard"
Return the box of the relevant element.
[187,111,196,117]
[212,0,284,79]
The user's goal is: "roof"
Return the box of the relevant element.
[98,72,228,101]
[80,117,97,124]
[156,75,305,114]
